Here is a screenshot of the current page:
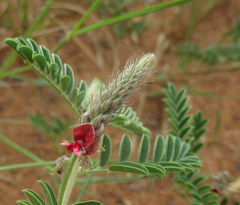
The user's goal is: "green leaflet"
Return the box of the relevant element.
[158,162,184,172]
[177,142,190,160]
[75,91,85,108]
[39,45,51,74]
[75,80,87,108]
[60,75,71,92]
[16,37,27,45]
[38,180,58,205]
[49,63,59,80]
[39,45,51,65]
[110,114,151,137]
[71,87,78,103]
[119,134,132,161]
[179,162,194,172]
[33,54,47,71]
[4,38,27,60]
[64,64,74,95]
[206,202,220,205]
[173,137,181,161]
[197,185,214,195]
[193,176,208,186]
[143,163,166,175]
[153,135,164,163]
[26,38,40,53]
[178,158,202,168]
[165,135,175,162]
[109,161,149,176]
[73,200,103,205]
[4,37,88,118]
[4,38,19,51]
[22,189,46,205]
[191,199,202,205]
[52,53,63,85]
[99,134,111,167]
[202,193,218,202]
[17,45,34,63]
[138,134,150,163]
[17,200,32,205]
[190,190,202,201]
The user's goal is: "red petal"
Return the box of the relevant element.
[85,137,102,155]
[73,146,81,158]
[210,188,220,195]
[74,124,95,147]
[61,141,78,153]
[60,142,72,146]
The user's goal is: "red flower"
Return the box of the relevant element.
[61,124,95,158]
[210,188,220,195]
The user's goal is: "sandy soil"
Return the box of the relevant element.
[0,0,240,204]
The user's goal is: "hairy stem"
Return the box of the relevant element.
[29,63,81,118]
[58,154,79,205]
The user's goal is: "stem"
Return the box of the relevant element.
[147,90,240,100]
[0,118,28,125]
[0,133,43,162]
[0,66,31,80]
[0,52,18,73]
[0,161,53,172]
[58,154,79,205]
[0,133,59,187]
[53,0,101,53]
[158,65,240,82]
[75,173,93,203]
[78,168,110,175]
[76,175,145,184]
[214,109,221,140]
[185,0,198,41]
[73,0,193,37]
[30,63,81,118]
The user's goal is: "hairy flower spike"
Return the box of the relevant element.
[80,53,155,140]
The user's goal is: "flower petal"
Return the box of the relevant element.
[85,136,102,155]
[74,124,95,147]
[73,145,81,158]
[60,141,73,146]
